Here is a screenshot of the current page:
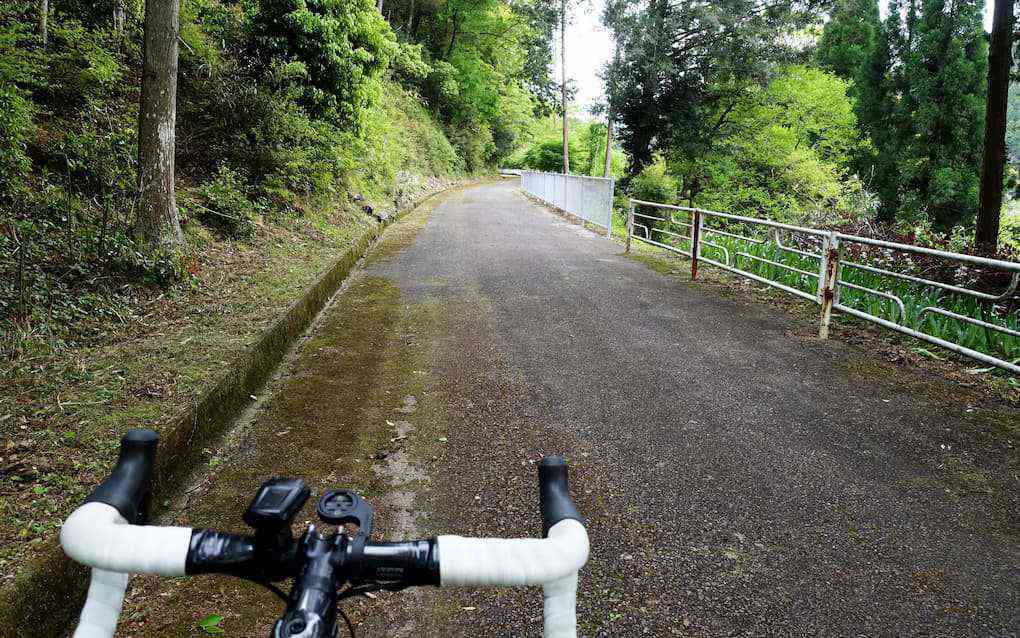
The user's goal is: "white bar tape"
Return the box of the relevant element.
[60,502,192,575]
[543,573,579,637]
[72,569,129,638]
[437,519,588,638]
[436,519,588,587]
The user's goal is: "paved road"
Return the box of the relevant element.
[126,181,1017,637]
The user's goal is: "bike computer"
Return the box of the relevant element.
[243,477,310,529]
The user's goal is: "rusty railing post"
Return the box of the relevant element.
[625,200,635,253]
[690,208,702,280]
[818,231,841,339]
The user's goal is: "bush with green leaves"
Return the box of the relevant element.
[39,23,124,110]
[0,83,33,204]
[248,0,396,127]
[196,166,260,239]
[669,66,867,225]
[629,161,678,205]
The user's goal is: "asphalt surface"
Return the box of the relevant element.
[123,181,1017,636]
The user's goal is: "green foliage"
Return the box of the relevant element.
[662,66,868,224]
[51,112,137,199]
[1001,205,1020,250]
[391,41,431,82]
[356,78,462,193]
[506,117,627,177]
[0,83,34,203]
[40,23,124,110]
[894,0,987,231]
[764,67,863,169]
[248,0,396,126]
[512,137,581,173]
[1006,82,1020,167]
[825,0,987,230]
[606,0,821,173]
[195,166,259,239]
[629,160,677,205]
[815,0,880,81]
[1,0,551,354]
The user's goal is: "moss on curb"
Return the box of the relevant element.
[0,185,460,636]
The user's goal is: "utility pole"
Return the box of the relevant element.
[976,0,1015,252]
[561,0,570,175]
[603,39,619,179]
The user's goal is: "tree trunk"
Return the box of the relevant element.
[377,0,383,14]
[135,0,185,251]
[444,14,459,59]
[114,0,126,36]
[561,0,569,175]
[602,118,613,178]
[405,0,415,32]
[38,0,47,46]
[976,0,1014,251]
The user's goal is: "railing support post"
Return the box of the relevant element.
[818,232,841,339]
[690,208,703,280]
[625,201,635,253]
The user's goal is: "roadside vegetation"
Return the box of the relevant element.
[0,0,561,594]
[1,0,560,361]
[511,0,1018,369]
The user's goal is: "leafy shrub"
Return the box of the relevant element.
[1002,207,1020,251]
[248,0,396,127]
[0,83,34,204]
[40,23,124,110]
[49,112,137,199]
[196,166,259,239]
[447,117,494,173]
[391,42,431,82]
[629,160,678,205]
[423,60,459,110]
[508,138,581,173]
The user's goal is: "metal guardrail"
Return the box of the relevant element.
[625,198,1020,374]
[520,170,615,236]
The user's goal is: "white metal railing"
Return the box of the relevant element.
[625,198,1020,374]
[520,171,615,235]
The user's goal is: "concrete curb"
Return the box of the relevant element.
[0,184,458,636]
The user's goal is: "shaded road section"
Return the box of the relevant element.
[124,181,1017,637]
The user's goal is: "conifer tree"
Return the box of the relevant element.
[897,0,987,230]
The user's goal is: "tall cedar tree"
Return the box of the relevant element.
[897,0,986,230]
[816,0,896,217]
[815,0,879,81]
[820,0,987,229]
[976,0,1015,250]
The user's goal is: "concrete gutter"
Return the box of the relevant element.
[0,184,458,636]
